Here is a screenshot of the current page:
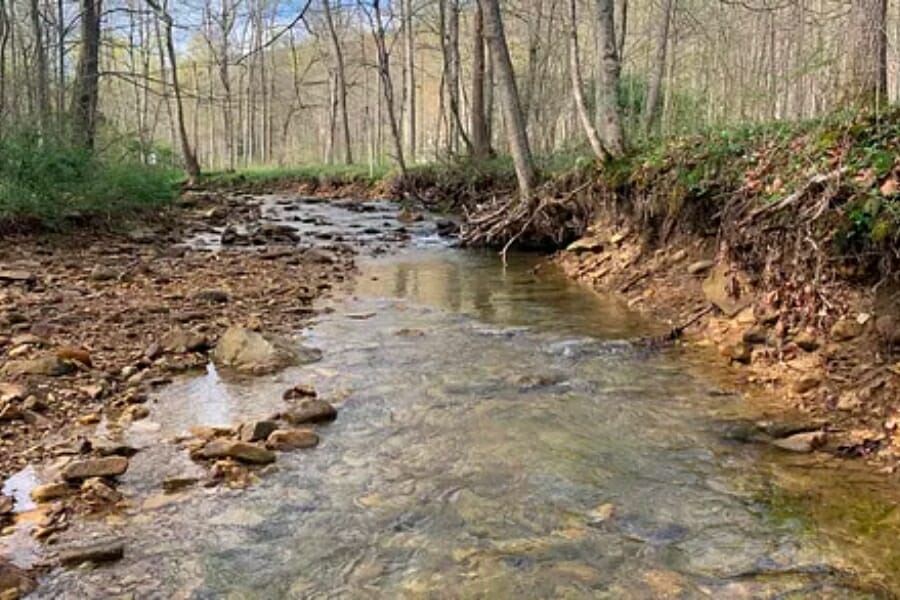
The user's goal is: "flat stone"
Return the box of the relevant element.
[30,482,72,503]
[0,495,12,515]
[282,384,317,400]
[566,236,604,253]
[266,429,319,451]
[280,399,337,425]
[793,374,822,394]
[0,269,36,283]
[793,331,820,352]
[1,355,74,377]
[198,440,276,464]
[193,289,230,304]
[702,265,751,317]
[162,477,199,493]
[687,260,715,275]
[58,538,125,567]
[62,456,129,481]
[830,318,863,342]
[56,346,92,366]
[239,420,279,443]
[771,431,826,453]
[212,326,320,375]
[89,265,118,282]
[0,558,36,597]
[160,328,209,353]
[741,327,768,345]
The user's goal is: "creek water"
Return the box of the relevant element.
[9,198,900,598]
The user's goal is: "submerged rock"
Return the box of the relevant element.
[198,440,276,464]
[212,326,321,375]
[280,399,337,425]
[0,559,36,597]
[266,429,319,451]
[58,538,125,567]
[239,420,279,443]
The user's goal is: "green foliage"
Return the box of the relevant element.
[202,163,392,189]
[0,127,179,228]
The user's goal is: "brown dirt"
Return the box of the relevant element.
[557,215,900,472]
[0,194,356,481]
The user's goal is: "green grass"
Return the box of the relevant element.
[201,163,393,188]
[0,127,180,228]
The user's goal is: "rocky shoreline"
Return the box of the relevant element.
[0,191,379,597]
[557,217,900,471]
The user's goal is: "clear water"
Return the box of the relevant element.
[10,202,900,598]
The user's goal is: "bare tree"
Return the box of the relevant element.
[146,0,201,179]
[568,0,608,161]
[847,0,887,108]
[642,0,675,135]
[71,0,102,148]
[322,0,352,164]
[594,0,625,156]
[479,0,535,197]
[470,0,490,160]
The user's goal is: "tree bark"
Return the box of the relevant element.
[29,0,49,129]
[479,0,536,197]
[594,0,625,156]
[322,0,352,164]
[642,0,674,135]
[567,0,608,161]
[847,0,887,109]
[71,0,102,148]
[146,0,201,179]
[470,1,490,159]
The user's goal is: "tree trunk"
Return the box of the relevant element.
[29,0,49,129]
[470,1,490,159]
[567,0,607,161]
[367,0,406,173]
[641,0,674,135]
[479,0,536,197]
[322,0,352,164]
[594,0,625,156]
[847,0,887,109]
[402,0,416,161]
[70,0,102,148]
[0,0,9,125]
[147,0,201,179]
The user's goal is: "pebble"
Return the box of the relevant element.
[62,456,129,481]
[58,538,125,567]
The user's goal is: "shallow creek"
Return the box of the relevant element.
[7,198,900,598]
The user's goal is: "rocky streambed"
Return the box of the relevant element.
[2,193,900,598]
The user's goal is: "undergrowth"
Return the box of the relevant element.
[0,128,180,229]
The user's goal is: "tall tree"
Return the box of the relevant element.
[322,0,352,164]
[847,0,887,108]
[29,0,49,128]
[642,0,675,134]
[479,0,535,197]
[568,0,608,161]
[470,1,490,160]
[146,0,201,179]
[71,0,102,148]
[402,0,416,161]
[594,0,625,156]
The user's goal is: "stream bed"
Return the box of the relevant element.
[9,198,900,598]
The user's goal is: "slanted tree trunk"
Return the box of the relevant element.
[567,0,607,161]
[642,0,674,135]
[847,0,887,109]
[479,0,536,197]
[71,0,102,148]
[322,0,352,164]
[595,0,625,156]
[470,1,491,159]
[146,0,201,180]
